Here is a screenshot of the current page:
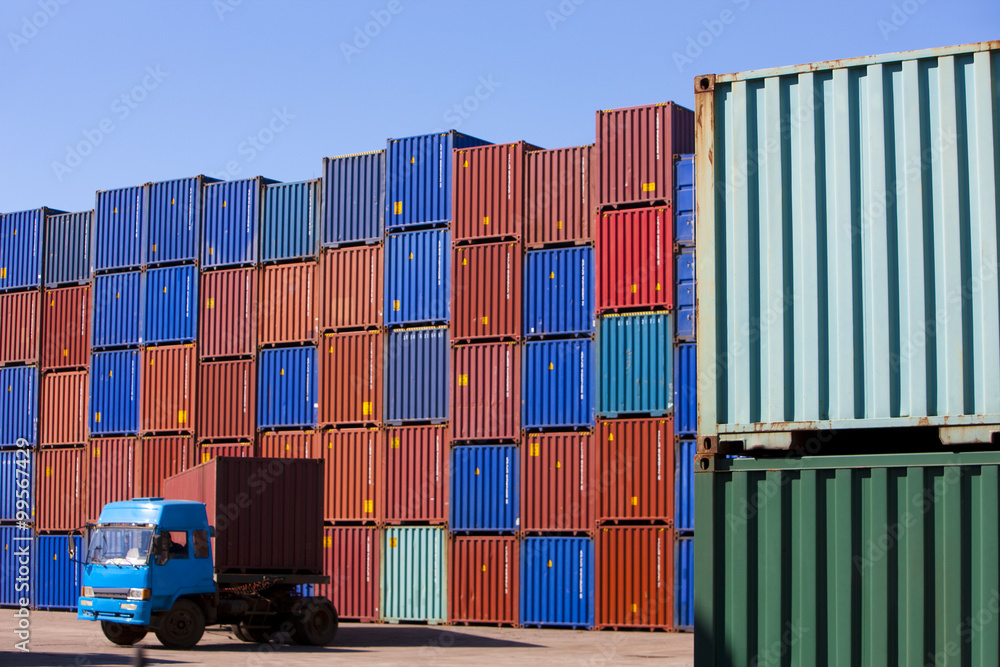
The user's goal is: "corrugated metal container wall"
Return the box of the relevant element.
[674,535,693,631]
[321,428,381,524]
[521,432,594,534]
[452,343,520,442]
[385,229,451,327]
[383,425,448,524]
[198,442,256,463]
[385,131,489,230]
[595,102,694,208]
[0,366,38,447]
[1,527,27,605]
[259,431,319,459]
[520,536,594,629]
[673,154,695,245]
[381,526,447,623]
[320,331,382,426]
[144,265,198,344]
[0,450,31,522]
[199,267,256,359]
[598,313,672,417]
[93,186,147,272]
[695,41,1000,448]
[385,327,449,423]
[323,151,384,247]
[597,418,673,524]
[141,345,196,434]
[524,145,593,248]
[596,207,672,313]
[0,208,46,292]
[36,447,83,532]
[521,339,594,429]
[674,343,696,437]
[319,245,382,332]
[33,534,82,610]
[84,438,135,522]
[147,176,210,265]
[41,285,90,370]
[135,435,197,498]
[0,290,39,365]
[674,439,694,533]
[198,359,255,442]
[91,271,143,349]
[452,242,522,342]
[318,526,381,622]
[450,536,519,625]
[89,350,140,436]
[44,210,91,287]
[523,247,594,338]
[40,370,87,447]
[450,445,519,533]
[596,526,672,629]
[257,346,318,429]
[259,262,317,346]
[452,142,533,243]
[262,179,320,262]
[675,249,696,340]
[201,177,270,268]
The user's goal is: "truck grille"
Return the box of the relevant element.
[92,588,130,599]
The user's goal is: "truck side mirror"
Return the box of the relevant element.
[67,535,76,559]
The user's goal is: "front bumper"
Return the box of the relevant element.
[77,597,153,625]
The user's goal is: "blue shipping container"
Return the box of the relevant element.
[147,176,213,266]
[144,265,198,344]
[523,247,594,338]
[385,131,489,230]
[0,366,38,448]
[522,339,593,429]
[450,445,519,533]
[257,346,318,429]
[34,534,82,610]
[598,313,672,417]
[0,449,31,522]
[674,153,694,245]
[1,526,31,606]
[674,343,696,437]
[675,535,693,631]
[520,536,594,629]
[202,177,273,269]
[0,208,48,292]
[675,439,695,533]
[92,271,143,349]
[44,210,92,287]
[675,248,695,341]
[93,185,147,273]
[262,179,320,262]
[323,150,384,246]
[384,327,449,423]
[385,229,451,327]
[90,350,141,436]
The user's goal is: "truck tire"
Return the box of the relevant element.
[154,599,206,649]
[101,621,147,646]
[293,598,338,646]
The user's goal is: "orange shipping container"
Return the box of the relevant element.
[521,432,595,534]
[259,262,317,346]
[451,343,520,443]
[84,438,135,522]
[453,141,536,244]
[596,418,673,524]
[0,290,40,366]
[41,285,90,370]
[451,242,522,343]
[40,370,88,447]
[524,145,594,248]
[141,345,196,435]
[259,431,320,459]
[383,425,448,524]
[319,245,382,332]
[321,428,381,524]
[36,447,84,532]
[320,331,382,426]
[596,526,673,630]
[135,435,198,498]
[596,207,673,314]
[199,267,257,359]
[450,536,519,626]
[198,359,255,442]
[317,527,381,622]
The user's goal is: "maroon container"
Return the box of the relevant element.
[453,141,537,244]
[317,526,381,622]
[40,370,88,447]
[84,438,135,522]
[319,331,383,427]
[521,432,595,534]
[451,242,522,343]
[41,285,90,370]
[451,342,520,443]
[596,526,673,630]
[199,441,256,463]
[198,359,255,442]
[0,290,40,366]
[141,345,196,435]
[596,417,673,524]
[383,425,448,524]
[524,145,594,248]
[321,428,381,524]
[135,435,198,498]
[449,536,519,626]
[319,245,383,332]
[596,207,673,314]
[258,431,321,459]
[162,456,324,574]
[200,267,257,359]
[595,102,694,208]
[36,447,84,532]
[259,262,317,346]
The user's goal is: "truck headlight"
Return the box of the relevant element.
[120,603,138,611]
[80,600,93,607]
[127,588,151,601]
[82,586,94,598]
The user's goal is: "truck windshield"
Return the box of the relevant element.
[87,527,154,566]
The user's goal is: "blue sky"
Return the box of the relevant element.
[1,0,997,213]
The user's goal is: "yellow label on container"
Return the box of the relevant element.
[547,559,552,568]
[458,374,468,387]
[631,284,638,293]
[63,349,68,357]
[207,297,215,308]
[108,371,113,378]
[550,271,555,279]
[482,564,487,572]
[323,536,332,548]
[475,467,480,476]
[93,447,100,457]
[1,268,7,279]
[116,292,120,299]
[362,402,372,416]
[390,437,400,449]
[529,443,539,457]
[329,346,334,354]
[462,258,467,266]
[410,157,415,164]
[556,221,563,229]
[222,201,227,208]
[608,433,614,441]
[632,603,638,613]
[114,207,118,214]
[394,202,403,215]
[641,182,656,192]
[202,453,211,463]
[408,252,413,260]
[389,537,398,548]
[209,247,214,255]
[363,499,373,514]
[392,300,400,311]
[171,197,176,205]
[285,443,291,451]
[152,244,157,252]
[631,496,638,506]
[163,287,167,293]
[655,282,661,291]
[178,411,187,424]
[94,412,101,423]
[50,300,54,307]
[280,368,284,375]
[483,216,489,226]
[556,461,561,469]
[481,316,488,325]
[464,160,468,168]
[548,362,554,370]
[149,359,154,366]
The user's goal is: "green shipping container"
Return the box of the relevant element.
[695,451,1000,666]
[381,526,447,623]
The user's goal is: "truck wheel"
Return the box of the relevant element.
[293,598,338,646]
[154,599,205,649]
[101,621,147,646]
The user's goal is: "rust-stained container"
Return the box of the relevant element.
[449,535,519,626]
[135,435,197,498]
[453,141,536,244]
[596,526,673,630]
[321,428,381,524]
[199,267,257,359]
[198,441,256,463]
[451,242,522,343]
[451,342,520,443]
[40,370,88,447]
[36,447,84,532]
[596,207,672,313]
[259,261,317,346]
[84,438,135,522]
[596,418,673,524]
[198,359,255,442]
[140,345,196,435]
[595,102,694,208]
[383,425,448,524]
[319,245,382,332]
[319,331,382,427]
[41,285,90,371]
[525,145,593,248]
[162,456,324,574]
[259,430,320,459]
[521,432,595,534]
[0,290,40,366]
[318,526,381,622]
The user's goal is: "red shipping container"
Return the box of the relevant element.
[319,331,382,426]
[321,428,381,524]
[41,285,90,370]
[200,268,257,359]
[596,526,673,630]
[524,145,594,248]
[40,370,88,447]
[259,431,321,459]
[453,141,537,244]
[383,425,448,524]
[259,262,317,346]
[596,207,672,313]
[596,418,673,524]
[199,441,256,463]
[319,245,382,332]
[0,290,40,366]
[595,102,694,208]
[84,438,135,522]
[451,242,522,343]
[36,447,84,532]
[135,435,198,498]
[141,345,196,435]
[317,527,381,622]
[449,536,519,626]
[521,432,595,533]
[198,359,255,442]
[451,343,520,442]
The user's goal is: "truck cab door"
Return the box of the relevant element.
[150,530,215,611]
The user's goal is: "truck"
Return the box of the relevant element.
[75,457,336,649]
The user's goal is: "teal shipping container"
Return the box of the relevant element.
[381,525,447,623]
[598,312,672,417]
[262,179,320,262]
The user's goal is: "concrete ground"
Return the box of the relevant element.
[2,610,693,666]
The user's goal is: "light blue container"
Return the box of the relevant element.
[675,438,695,533]
[523,247,594,338]
[673,153,694,245]
[44,210,92,287]
[598,313,672,417]
[675,343,696,437]
[675,535,693,631]
[147,176,213,266]
[202,177,274,268]
[262,179,320,262]
[144,265,197,344]
[34,534,83,610]
[257,346,319,429]
[385,229,451,327]
[520,536,594,629]
[384,327,449,423]
[92,271,143,349]
[90,350,141,436]
[522,339,593,429]
[93,185,147,273]
[0,450,31,522]
[0,208,49,292]
[450,445,519,533]
[381,526,447,623]
[323,151,384,246]
[0,367,38,448]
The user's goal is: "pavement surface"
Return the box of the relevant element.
[2,610,694,666]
